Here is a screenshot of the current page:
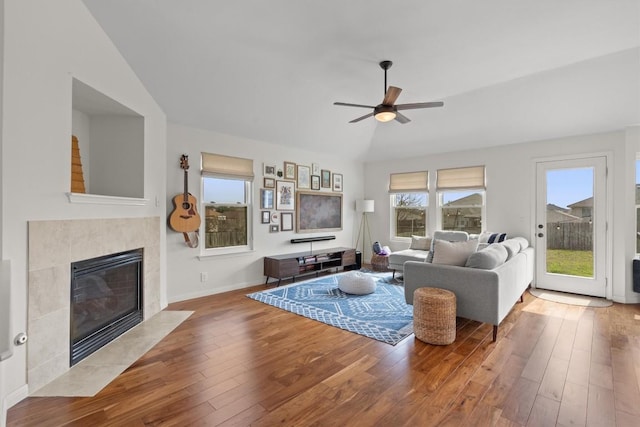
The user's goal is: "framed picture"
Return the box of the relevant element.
[311,175,320,190]
[284,162,296,180]
[260,188,274,209]
[271,212,279,223]
[276,180,295,210]
[263,163,277,177]
[261,211,270,224]
[332,173,343,192]
[270,224,279,233]
[321,169,331,188]
[312,163,320,176]
[296,191,343,232]
[297,165,311,189]
[281,212,294,231]
[263,177,275,188]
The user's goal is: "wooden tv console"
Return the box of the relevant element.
[264,247,356,286]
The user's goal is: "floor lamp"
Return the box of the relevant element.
[355,199,375,258]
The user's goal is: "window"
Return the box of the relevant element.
[440,190,484,234]
[201,153,254,253]
[636,159,640,253]
[389,171,428,238]
[391,193,428,237]
[437,166,485,235]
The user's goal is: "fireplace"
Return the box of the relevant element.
[70,248,143,366]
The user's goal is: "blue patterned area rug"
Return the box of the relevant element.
[247,272,413,345]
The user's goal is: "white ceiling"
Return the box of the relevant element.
[82,0,640,162]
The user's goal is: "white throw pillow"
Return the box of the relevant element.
[466,244,508,269]
[431,239,479,266]
[426,231,469,263]
[409,235,432,251]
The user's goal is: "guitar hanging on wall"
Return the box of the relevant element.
[168,154,201,247]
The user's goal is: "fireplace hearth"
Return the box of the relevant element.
[70,248,143,366]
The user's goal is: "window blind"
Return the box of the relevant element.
[201,152,254,180]
[388,171,428,193]
[436,166,485,190]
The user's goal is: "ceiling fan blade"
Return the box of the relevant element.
[349,112,374,123]
[382,86,402,105]
[396,101,444,111]
[334,102,376,109]
[395,111,411,124]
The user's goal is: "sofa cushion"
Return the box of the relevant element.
[500,239,521,260]
[431,239,478,266]
[409,235,432,251]
[426,230,469,263]
[466,243,508,269]
[388,249,429,266]
[511,236,530,251]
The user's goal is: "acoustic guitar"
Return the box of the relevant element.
[168,155,201,234]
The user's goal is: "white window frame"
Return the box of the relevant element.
[389,192,428,241]
[388,171,429,242]
[435,166,486,236]
[200,153,254,256]
[201,177,253,256]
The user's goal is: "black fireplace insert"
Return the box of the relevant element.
[70,248,143,366]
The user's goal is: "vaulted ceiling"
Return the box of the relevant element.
[83,0,640,162]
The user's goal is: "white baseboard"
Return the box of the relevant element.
[167,281,257,303]
[2,384,28,426]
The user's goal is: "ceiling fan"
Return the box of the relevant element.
[334,60,443,124]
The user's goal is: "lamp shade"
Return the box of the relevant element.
[356,199,375,213]
[374,105,396,122]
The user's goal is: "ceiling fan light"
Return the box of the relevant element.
[374,105,396,122]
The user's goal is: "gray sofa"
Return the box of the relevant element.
[404,236,534,341]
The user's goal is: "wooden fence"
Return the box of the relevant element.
[205,231,247,248]
[546,222,592,250]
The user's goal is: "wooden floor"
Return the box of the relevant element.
[7,278,640,426]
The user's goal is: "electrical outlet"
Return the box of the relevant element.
[200,272,208,282]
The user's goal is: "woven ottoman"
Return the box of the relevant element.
[413,287,456,345]
[370,253,389,272]
[338,271,377,295]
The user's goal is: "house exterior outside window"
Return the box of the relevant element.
[440,191,484,234]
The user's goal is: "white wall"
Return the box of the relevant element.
[89,115,145,197]
[166,122,364,302]
[364,129,640,304]
[0,0,167,423]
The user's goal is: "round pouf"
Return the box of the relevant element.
[338,271,377,295]
[413,287,456,345]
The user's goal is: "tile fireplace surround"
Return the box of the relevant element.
[27,217,162,393]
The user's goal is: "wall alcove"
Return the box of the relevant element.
[71,78,146,203]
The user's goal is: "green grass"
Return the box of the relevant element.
[546,249,593,277]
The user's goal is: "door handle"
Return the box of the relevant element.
[538,233,544,237]
[538,224,544,229]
